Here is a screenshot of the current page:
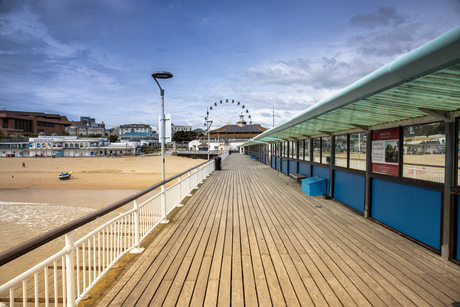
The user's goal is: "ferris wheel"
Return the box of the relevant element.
[204,99,252,128]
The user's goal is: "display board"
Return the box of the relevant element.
[372,128,399,176]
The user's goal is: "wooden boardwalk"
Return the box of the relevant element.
[98,154,460,306]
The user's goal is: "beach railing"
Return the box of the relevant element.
[403,165,445,183]
[0,154,227,306]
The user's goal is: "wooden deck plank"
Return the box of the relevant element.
[306,203,453,306]
[250,171,372,307]
[98,154,460,306]
[249,170,358,307]
[256,172,436,306]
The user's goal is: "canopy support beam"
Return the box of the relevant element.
[418,108,453,122]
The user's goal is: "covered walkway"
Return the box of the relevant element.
[99,153,460,306]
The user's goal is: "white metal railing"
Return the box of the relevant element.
[0,154,227,306]
[403,165,445,183]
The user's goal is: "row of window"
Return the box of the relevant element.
[262,121,446,184]
[37,122,55,127]
[0,144,28,148]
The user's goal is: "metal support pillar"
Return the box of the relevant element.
[364,130,372,219]
[442,120,455,258]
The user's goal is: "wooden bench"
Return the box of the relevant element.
[289,173,307,183]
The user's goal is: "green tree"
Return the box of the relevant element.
[172,130,199,143]
[109,135,119,143]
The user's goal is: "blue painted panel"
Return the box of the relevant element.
[289,160,297,174]
[275,157,280,171]
[312,165,330,192]
[334,170,365,213]
[457,195,460,260]
[281,159,288,175]
[371,179,441,249]
[298,162,310,177]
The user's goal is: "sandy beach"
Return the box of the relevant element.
[0,155,205,191]
[0,155,205,208]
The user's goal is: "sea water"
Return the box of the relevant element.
[0,202,117,286]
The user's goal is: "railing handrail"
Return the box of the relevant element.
[0,158,212,267]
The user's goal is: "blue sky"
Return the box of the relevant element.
[0,0,459,131]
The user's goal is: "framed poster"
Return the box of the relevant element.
[372,128,399,176]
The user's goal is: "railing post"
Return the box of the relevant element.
[161,184,169,223]
[178,177,184,207]
[130,200,144,253]
[65,231,76,307]
[187,171,193,196]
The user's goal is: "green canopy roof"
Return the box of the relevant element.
[248,26,460,145]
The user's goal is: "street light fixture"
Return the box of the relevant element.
[151,71,173,181]
[205,119,213,160]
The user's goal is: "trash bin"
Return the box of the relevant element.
[214,156,222,170]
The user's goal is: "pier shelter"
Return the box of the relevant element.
[243,27,460,264]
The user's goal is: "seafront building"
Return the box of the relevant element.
[120,131,159,147]
[0,110,73,136]
[0,136,29,157]
[26,133,135,157]
[119,124,152,135]
[171,124,192,134]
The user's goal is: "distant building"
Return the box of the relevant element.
[0,136,29,157]
[105,126,119,137]
[0,110,73,136]
[119,124,152,135]
[172,124,192,134]
[155,124,192,136]
[80,117,96,125]
[120,132,159,147]
[27,133,134,157]
[66,121,106,136]
[189,115,267,151]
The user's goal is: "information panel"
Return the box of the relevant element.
[372,128,399,176]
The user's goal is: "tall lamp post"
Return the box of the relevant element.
[205,120,213,160]
[151,71,173,181]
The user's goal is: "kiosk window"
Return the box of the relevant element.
[403,122,445,183]
[321,137,331,164]
[313,138,321,163]
[334,135,347,167]
[350,133,366,171]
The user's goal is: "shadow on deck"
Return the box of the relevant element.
[96,153,460,306]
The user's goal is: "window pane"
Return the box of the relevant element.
[321,137,331,164]
[290,141,296,159]
[304,139,310,161]
[313,138,321,163]
[299,140,304,160]
[334,135,347,167]
[403,122,445,183]
[350,133,366,171]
